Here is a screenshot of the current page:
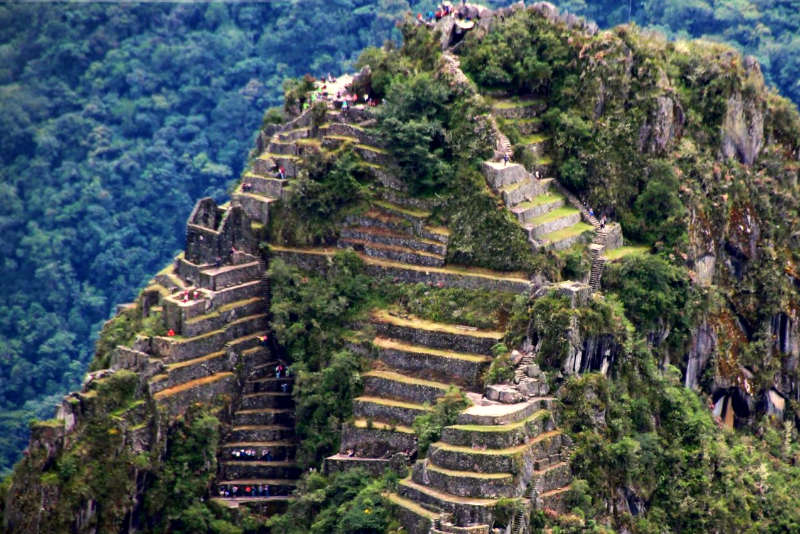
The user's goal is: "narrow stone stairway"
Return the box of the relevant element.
[212,360,300,515]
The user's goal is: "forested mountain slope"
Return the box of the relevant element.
[3,0,800,486]
[3,3,800,533]
[553,0,800,105]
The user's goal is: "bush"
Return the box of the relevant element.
[267,469,402,534]
[268,253,376,468]
[413,386,471,455]
[483,344,515,386]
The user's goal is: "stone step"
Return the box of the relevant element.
[510,193,565,224]
[323,122,381,145]
[340,226,447,256]
[538,485,571,512]
[363,370,450,406]
[182,297,265,337]
[211,279,266,308]
[353,396,432,427]
[322,134,359,150]
[509,117,543,135]
[240,173,287,198]
[199,261,264,291]
[153,313,267,363]
[398,477,496,527]
[219,460,301,481]
[372,337,491,390]
[226,331,266,354]
[244,377,294,394]
[210,496,291,517]
[525,207,582,239]
[481,161,529,190]
[246,359,288,379]
[344,209,449,245]
[233,408,295,427]
[385,492,437,534]
[371,310,504,355]
[215,479,297,498]
[440,410,553,450]
[232,191,276,225]
[220,441,296,461]
[530,461,572,494]
[537,222,594,251]
[431,525,490,534]
[151,350,234,393]
[338,238,445,267]
[345,208,416,236]
[428,430,564,474]
[268,245,531,294]
[491,99,546,120]
[413,462,514,499]
[324,455,393,477]
[254,153,300,178]
[373,200,430,227]
[276,126,310,142]
[152,372,235,411]
[354,144,391,165]
[229,425,295,442]
[501,178,542,208]
[241,391,294,410]
[267,139,298,155]
[456,398,556,426]
[340,418,417,458]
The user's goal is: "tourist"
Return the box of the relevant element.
[503,152,509,166]
[167,328,175,337]
[214,256,222,268]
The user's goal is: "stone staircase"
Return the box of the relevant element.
[482,93,628,291]
[337,200,450,268]
[212,360,300,515]
[326,309,501,475]
[113,194,302,515]
[233,106,392,227]
[481,161,592,251]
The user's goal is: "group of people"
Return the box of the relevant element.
[587,208,607,229]
[230,448,278,461]
[419,2,455,22]
[179,289,203,303]
[218,484,285,498]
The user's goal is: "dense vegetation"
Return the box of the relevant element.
[554,0,800,105]
[266,469,403,534]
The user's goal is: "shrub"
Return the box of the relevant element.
[413,386,471,455]
[483,344,515,386]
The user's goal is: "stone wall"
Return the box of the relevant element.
[270,247,531,294]
[340,424,416,458]
[373,322,498,355]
